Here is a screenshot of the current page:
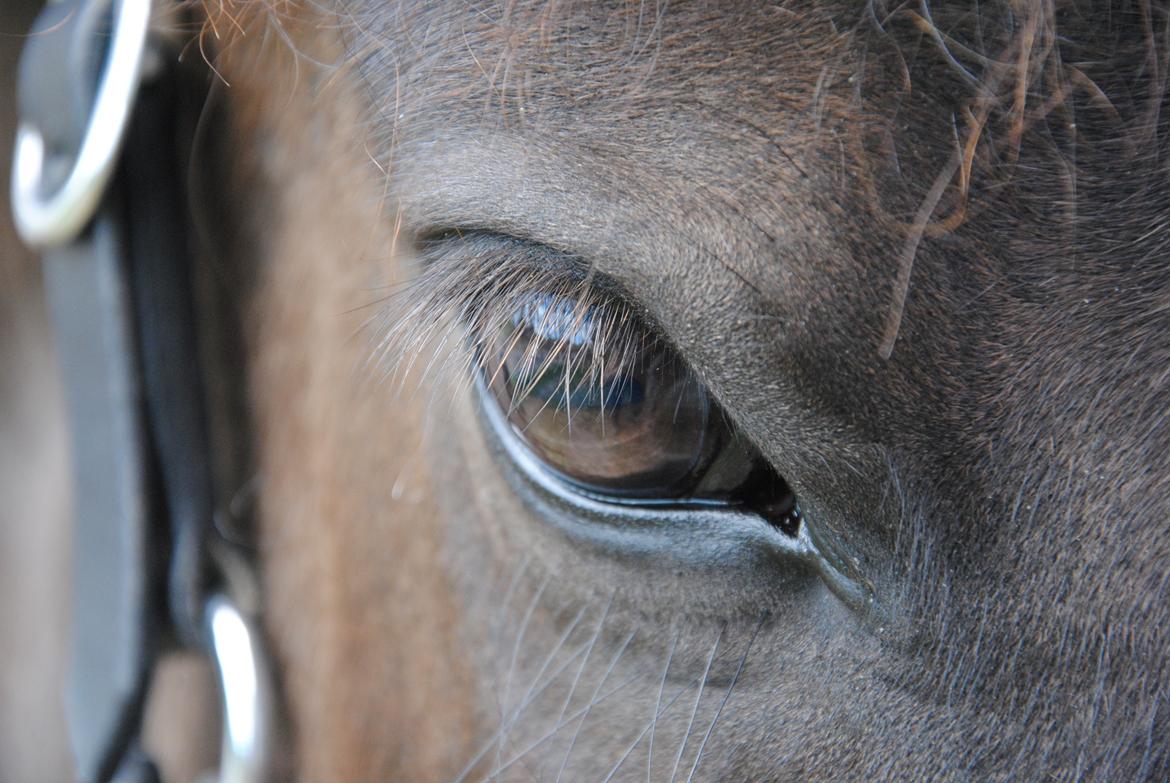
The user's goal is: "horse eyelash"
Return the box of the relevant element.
[368,232,654,413]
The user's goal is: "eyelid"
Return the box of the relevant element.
[409,228,766,457]
[414,229,643,316]
[415,229,588,283]
[408,229,686,376]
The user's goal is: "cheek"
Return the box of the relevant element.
[428,373,862,781]
[221,34,485,779]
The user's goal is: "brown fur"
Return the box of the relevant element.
[204,12,481,779]
[191,1,1169,780]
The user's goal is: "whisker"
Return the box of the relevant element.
[490,555,531,647]
[685,613,767,782]
[553,591,616,731]
[495,604,590,763]
[602,671,696,783]
[448,624,609,783]
[647,627,681,783]
[669,624,724,783]
[492,574,550,776]
[555,628,637,782]
[486,670,679,782]
[514,603,591,716]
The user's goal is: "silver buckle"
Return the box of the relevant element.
[11,0,152,247]
[13,2,283,779]
[204,593,281,783]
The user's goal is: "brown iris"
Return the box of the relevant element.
[484,292,712,496]
[480,291,802,533]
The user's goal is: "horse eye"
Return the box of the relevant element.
[479,291,802,534]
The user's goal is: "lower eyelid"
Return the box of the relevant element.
[477,369,812,545]
[475,376,877,619]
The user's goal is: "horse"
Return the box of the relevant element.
[5,0,1169,780]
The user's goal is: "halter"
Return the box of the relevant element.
[11,1,280,780]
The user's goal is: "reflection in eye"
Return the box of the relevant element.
[480,290,803,534]
[488,292,709,495]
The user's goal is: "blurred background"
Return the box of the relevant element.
[0,0,74,780]
[2,3,219,780]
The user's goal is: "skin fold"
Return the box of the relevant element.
[179,1,1170,780]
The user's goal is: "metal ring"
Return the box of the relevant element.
[11,0,152,248]
[205,594,278,783]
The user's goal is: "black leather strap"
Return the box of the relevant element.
[26,1,217,780]
[123,44,214,654]
[43,193,165,783]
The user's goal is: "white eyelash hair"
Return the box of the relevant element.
[365,232,656,416]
